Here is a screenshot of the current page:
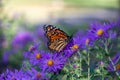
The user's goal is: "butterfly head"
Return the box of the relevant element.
[44,25,55,32]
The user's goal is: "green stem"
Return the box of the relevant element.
[80,54,82,77]
[101,67,104,80]
[87,50,90,80]
[78,51,82,76]
[100,53,104,80]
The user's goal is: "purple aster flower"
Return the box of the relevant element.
[116,17,120,27]
[80,32,97,48]
[3,69,31,80]
[29,50,46,66]
[0,73,4,80]
[111,53,120,65]
[24,42,40,58]
[26,68,48,80]
[36,26,48,47]
[96,61,105,68]
[107,31,117,39]
[64,31,84,57]
[89,22,112,39]
[107,53,120,73]
[36,26,47,40]
[12,31,34,50]
[64,50,74,58]
[99,61,105,66]
[28,42,40,52]
[24,51,32,59]
[40,53,67,72]
[115,18,120,36]
[2,51,12,63]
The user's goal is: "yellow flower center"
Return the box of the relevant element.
[36,73,41,78]
[71,44,79,50]
[47,60,54,66]
[85,39,90,45]
[36,53,41,59]
[97,29,104,36]
[116,64,120,70]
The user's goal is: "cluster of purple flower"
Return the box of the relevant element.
[0,68,48,80]
[12,31,34,50]
[64,21,114,57]
[2,31,34,63]
[0,18,120,80]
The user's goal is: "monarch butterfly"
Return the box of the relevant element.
[44,25,69,52]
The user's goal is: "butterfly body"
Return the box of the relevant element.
[44,25,69,52]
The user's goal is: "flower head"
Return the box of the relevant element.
[89,22,112,39]
[3,69,30,80]
[26,68,48,80]
[116,17,120,27]
[29,50,46,65]
[64,31,84,57]
[40,53,67,72]
[12,31,34,50]
[96,61,105,68]
[107,31,117,39]
[2,51,13,63]
[24,42,40,58]
[0,73,4,80]
[80,33,96,48]
[36,26,48,47]
[28,42,40,52]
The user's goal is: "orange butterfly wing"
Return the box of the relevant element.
[44,25,69,52]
